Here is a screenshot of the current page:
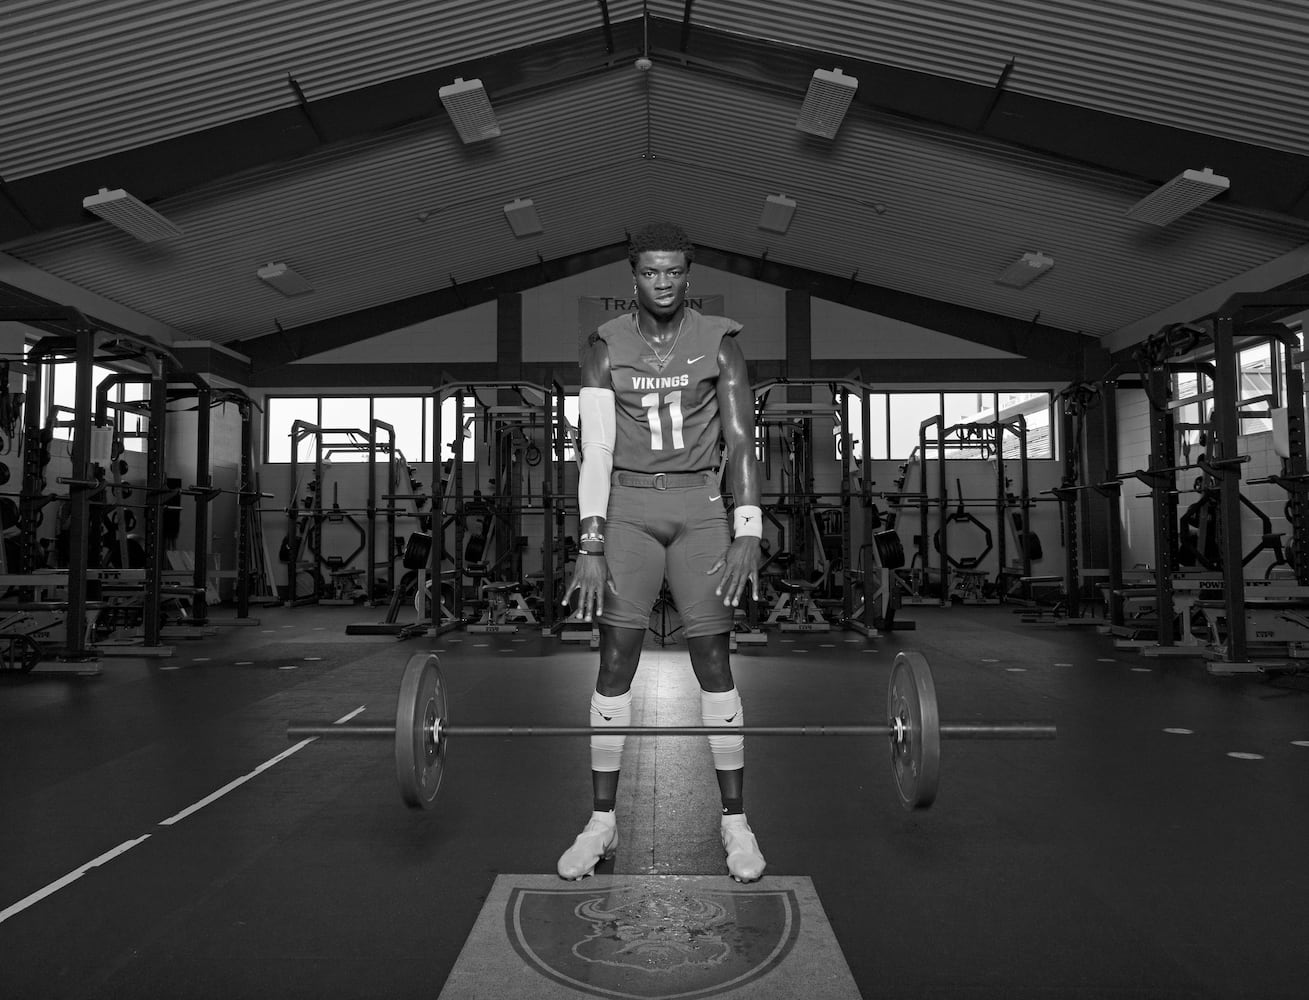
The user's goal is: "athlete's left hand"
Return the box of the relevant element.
[709,536,760,607]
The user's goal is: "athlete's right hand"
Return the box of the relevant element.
[563,554,618,622]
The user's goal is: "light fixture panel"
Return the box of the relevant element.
[1125,167,1229,226]
[759,194,796,233]
[82,187,182,242]
[796,68,858,139]
[439,77,501,144]
[996,252,1055,288]
[257,262,314,296]
[503,198,542,237]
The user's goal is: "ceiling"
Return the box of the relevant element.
[2,0,1308,380]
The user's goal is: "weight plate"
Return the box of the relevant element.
[395,653,447,809]
[887,651,941,810]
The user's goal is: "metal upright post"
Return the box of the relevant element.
[1099,380,1126,627]
[1017,415,1032,583]
[64,326,97,657]
[1060,399,1082,618]
[837,386,855,622]
[236,396,255,619]
[1209,309,1248,663]
[859,381,876,631]
[1278,333,1309,586]
[1146,366,1178,645]
[187,374,213,626]
[920,415,946,605]
[452,391,466,623]
[141,362,169,647]
[540,379,557,633]
[994,422,1008,591]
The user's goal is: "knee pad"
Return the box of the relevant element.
[589,690,632,772]
[701,688,745,770]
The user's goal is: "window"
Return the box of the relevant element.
[999,391,1054,460]
[266,397,319,463]
[1167,339,1281,438]
[881,391,1055,461]
[372,396,425,468]
[48,361,138,441]
[889,394,942,459]
[840,393,889,461]
[562,394,579,461]
[437,396,478,463]
[1237,342,1274,435]
[266,395,438,464]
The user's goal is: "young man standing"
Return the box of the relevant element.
[559,222,766,882]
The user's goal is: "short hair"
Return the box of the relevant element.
[628,223,695,269]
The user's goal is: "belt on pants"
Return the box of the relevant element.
[611,470,715,489]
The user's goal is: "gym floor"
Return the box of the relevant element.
[2,604,1306,999]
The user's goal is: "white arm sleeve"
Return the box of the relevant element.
[577,386,616,521]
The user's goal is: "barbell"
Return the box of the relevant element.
[287,651,1055,812]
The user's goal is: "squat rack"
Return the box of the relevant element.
[752,377,874,625]
[1128,292,1309,666]
[433,380,558,631]
[8,309,181,660]
[915,413,1033,605]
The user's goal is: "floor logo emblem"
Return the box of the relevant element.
[506,881,800,997]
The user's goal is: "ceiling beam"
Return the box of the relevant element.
[233,243,632,374]
[694,245,1091,367]
[236,240,1088,381]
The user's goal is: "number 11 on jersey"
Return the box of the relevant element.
[640,390,685,451]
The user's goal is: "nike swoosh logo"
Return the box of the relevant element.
[725,714,738,723]
[688,354,706,364]
[709,494,721,502]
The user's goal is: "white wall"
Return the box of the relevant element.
[812,298,1022,360]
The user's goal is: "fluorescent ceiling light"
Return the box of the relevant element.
[796,68,858,139]
[438,77,501,144]
[257,262,313,296]
[759,194,796,233]
[503,198,542,237]
[82,187,182,242]
[1125,168,1229,226]
[996,252,1055,288]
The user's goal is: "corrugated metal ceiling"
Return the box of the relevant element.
[0,0,642,179]
[652,0,1309,154]
[3,69,655,342]
[1,1,1307,363]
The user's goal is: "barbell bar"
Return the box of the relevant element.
[286,650,1056,812]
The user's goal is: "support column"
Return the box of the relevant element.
[785,290,811,403]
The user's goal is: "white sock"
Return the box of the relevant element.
[589,690,632,772]
[701,688,744,770]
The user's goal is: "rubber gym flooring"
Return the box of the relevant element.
[1,603,1307,999]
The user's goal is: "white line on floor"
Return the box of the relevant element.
[0,705,368,926]
[0,834,152,925]
[159,705,366,827]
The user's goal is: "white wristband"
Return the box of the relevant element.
[733,504,763,538]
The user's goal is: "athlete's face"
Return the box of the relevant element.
[633,250,690,321]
